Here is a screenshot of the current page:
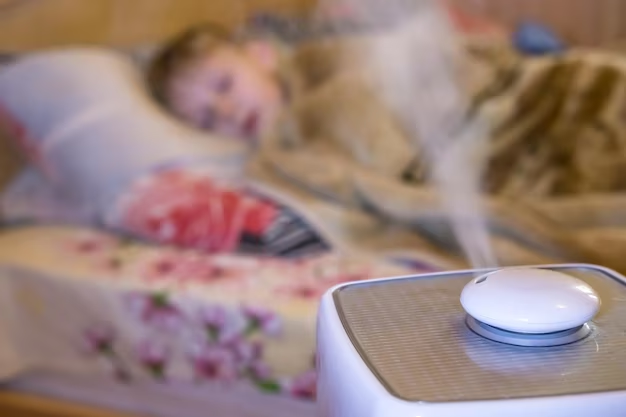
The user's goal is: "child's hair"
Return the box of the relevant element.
[147,22,236,105]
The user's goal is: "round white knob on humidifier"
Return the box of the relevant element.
[460,268,601,334]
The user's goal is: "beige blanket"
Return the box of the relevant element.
[253,45,626,274]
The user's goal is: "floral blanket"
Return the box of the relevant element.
[0,224,428,415]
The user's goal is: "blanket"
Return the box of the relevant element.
[254,38,626,273]
[0,223,422,417]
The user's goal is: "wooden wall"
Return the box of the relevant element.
[0,0,316,51]
[0,0,624,51]
[450,0,626,46]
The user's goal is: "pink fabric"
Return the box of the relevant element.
[444,3,507,37]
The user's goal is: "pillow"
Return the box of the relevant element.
[1,166,96,225]
[0,47,250,220]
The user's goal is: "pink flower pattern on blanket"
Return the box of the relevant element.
[62,231,125,273]
[124,292,185,332]
[140,251,225,284]
[115,170,278,253]
[82,291,311,398]
[82,322,116,354]
[241,305,282,337]
[276,258,375,300]
[285,369,317,399]
[60,231,417,297]
[188,342,240,382]
[54,228,439,400]
[136,339,171,380]
[81,323,132,382]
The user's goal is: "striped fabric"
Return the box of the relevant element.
[401,47,626,199]
[479,51,626,198]
[239,206,331,258]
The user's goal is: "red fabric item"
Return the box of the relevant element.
[117,170,279,253]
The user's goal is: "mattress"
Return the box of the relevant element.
[0,224,426,417]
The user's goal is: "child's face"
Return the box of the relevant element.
[167,42,284,141]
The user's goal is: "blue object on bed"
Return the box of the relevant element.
[513,21,566,56]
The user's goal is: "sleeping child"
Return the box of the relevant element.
[146,20,450,193]
[144,6,626,271]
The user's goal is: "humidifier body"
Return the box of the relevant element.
[316,264,626,417]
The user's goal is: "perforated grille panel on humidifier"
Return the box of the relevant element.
[333,266,626,402]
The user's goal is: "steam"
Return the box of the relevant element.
[319,0,497,268]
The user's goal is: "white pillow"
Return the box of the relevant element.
[0,47,250,220]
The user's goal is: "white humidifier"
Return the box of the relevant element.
[316,264,626,417]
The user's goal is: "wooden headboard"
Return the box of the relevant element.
[0,0,623,51]
[449,0,626,47]
[0,0,316,51]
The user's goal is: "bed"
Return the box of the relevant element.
[0,40,445,417]
[1,1,626,417]
[0,224,432,417]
